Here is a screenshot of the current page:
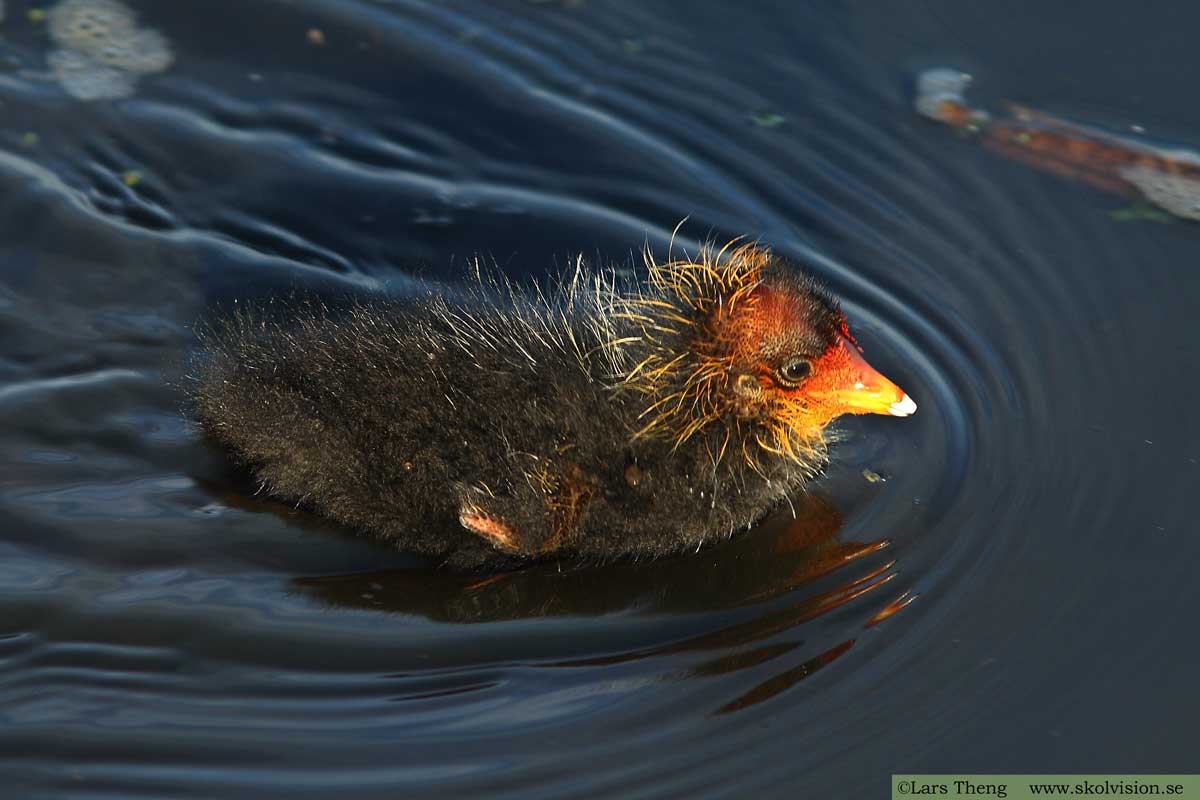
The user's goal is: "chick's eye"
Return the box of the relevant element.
[777,358,813,385]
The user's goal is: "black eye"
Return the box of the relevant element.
[777,358,812,386]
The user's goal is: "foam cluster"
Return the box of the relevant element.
[1119,164,1200,221]
[914,68,972,122]
[46,0,172,100]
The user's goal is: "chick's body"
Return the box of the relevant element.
[192,246,913,569]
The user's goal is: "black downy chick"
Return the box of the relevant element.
[190,244,916,570]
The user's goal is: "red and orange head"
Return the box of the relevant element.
[618,243,915,466]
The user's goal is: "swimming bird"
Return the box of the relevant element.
[190,242,916,570]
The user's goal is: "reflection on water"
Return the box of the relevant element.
[295,494,893,620]
[297,493,907,715]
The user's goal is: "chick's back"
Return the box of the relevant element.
[190,290,633,565]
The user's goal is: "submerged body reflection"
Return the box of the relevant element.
[294,494,914,713]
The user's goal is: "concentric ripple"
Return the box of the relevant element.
[0,0,1197,797]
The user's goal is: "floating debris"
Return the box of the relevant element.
[306,28,325,46]
[914,68,989,131]
[1118,165,1200,221]
[750,111,786,129]
[20,131,39,147]
[120,168,142,187]
[862,468,886,484]
[44,0,173,100]
[915,66,1200,223]
[48,47,134,100]
[47,0,136,49]
[27,7,46,23]
[1108,203,1175,224]
[97,28,172,74]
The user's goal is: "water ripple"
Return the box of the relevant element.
[0,0,1194,795]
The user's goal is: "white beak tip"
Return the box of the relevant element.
[888,393,918,417]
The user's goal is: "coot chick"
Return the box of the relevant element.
[191,243,915,570]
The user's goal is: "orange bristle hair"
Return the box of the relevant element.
[613,240,830,472]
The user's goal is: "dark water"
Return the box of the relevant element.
[1,0,1197,797]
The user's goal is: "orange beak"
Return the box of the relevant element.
[809,335,917,417]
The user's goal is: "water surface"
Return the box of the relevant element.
[1,0,1197,797]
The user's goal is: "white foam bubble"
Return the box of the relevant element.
[45,0,173,100]
[48,48,135,100]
